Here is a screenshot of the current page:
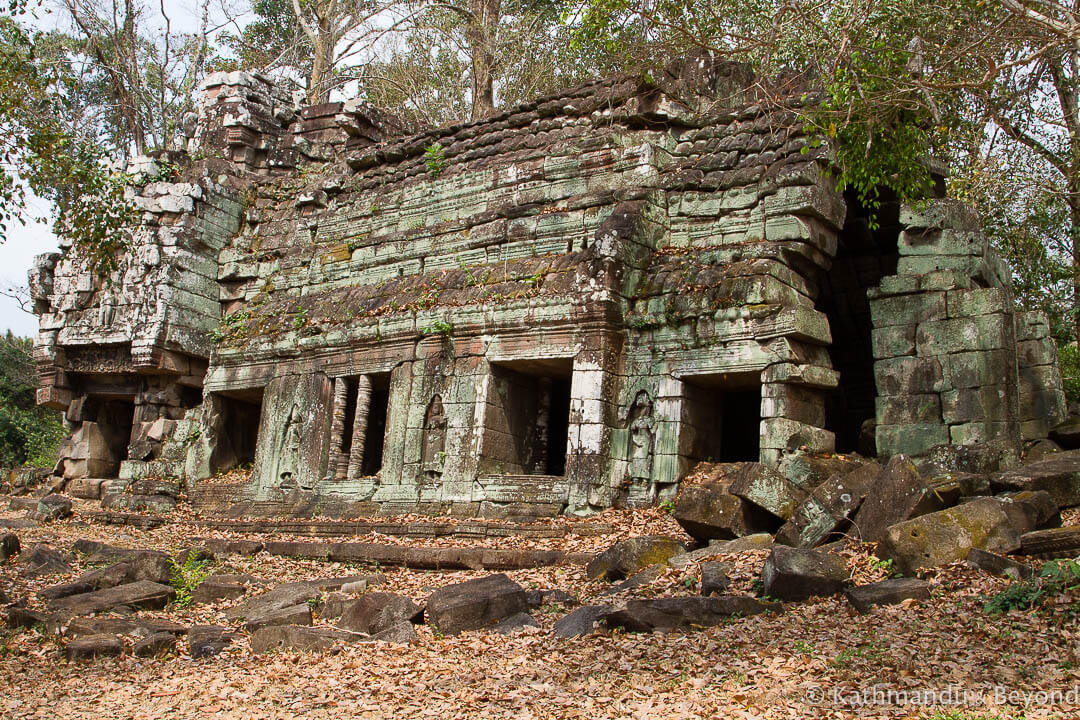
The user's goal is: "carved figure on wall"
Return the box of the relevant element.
[627,390,656,497]
[98,296,116,327]
[421,394,447,475]
[278,404,302,486]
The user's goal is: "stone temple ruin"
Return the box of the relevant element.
[29,56,1069,519]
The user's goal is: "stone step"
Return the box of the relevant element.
[1018,526,1080,558]
[259,540,592,570]
[195,518,613,540]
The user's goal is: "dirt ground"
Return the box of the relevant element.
[0,503,1076,720]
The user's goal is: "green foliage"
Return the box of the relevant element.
[984,559,1080,615]
[868,556,900,578]
[0,1,136,275]
[209,310,251,344]
[424,143,448,178]
[421,320,454,336]
[0,333,63,469]
[168,554,213,608]
[1059,344,1080,405]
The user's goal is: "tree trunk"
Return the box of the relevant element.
[467,0,500,120]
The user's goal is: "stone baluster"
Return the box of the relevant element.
[347,375,373,478]
[330,377,350,479]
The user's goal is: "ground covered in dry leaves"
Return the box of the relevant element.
[0,502,1077,719]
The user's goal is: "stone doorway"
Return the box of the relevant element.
[209,389,263,474]
[481,359,573,477]
[819,191,901,453]
[680,372,762,464]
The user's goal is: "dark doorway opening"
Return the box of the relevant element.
[82,396,136,476]
[210,389,263,474]
[361,375,390,476]
[681,372,762,463]
[482,358,573,476]
[819,190,901,453]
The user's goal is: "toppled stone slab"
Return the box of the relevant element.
[599,564,664,596]
[776,462,881,548]
[917,441,1019,475]
[76,554,172,590]
[966,548,1035,579]
[781,454,864,490]
[21,544,71,577]
[370,621,418,644]
[338,592,422,635]
[192,574,261,604]
[49,581,176,615]
[244,603,313,632]
[250,625,356,654]
[258,540,588,570]
[0,518,37,530]
[196,538,264,556]
[39,581,94,601]
[879,498,1021,574]
[188,625,232,658]
[728,464,807,521]
[554,605,613,638]
[851,456,941,543]
[761,546,849,601]
[426,574,528,635]
[225,583,321,622]
[991,453,1080,507]
[65,633,124,661]
[101,493,177,513]
[0,533,19,561]
[844,578,931,613]
[586,536,686,581]
[604,595,778,633]
[134,631,176,657]
[673,483,779,542]
[6,606,52,631]
[1001,490,1061,530]
[709,534,775,553]
[1017,526,1080,558]
[65,616,187,638]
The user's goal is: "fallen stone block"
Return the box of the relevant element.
[192,574,260,604]
[188,625,232,658]
[489,612,539,635]
[728,463,807,521]
[225,583,321,621]
[1024,439,1063,463]
[599,564,664,597]
[1018,526,1080,558]
[243,603,313,632]
[426,573,528,635]
[250,626,356,654]
[708,534,774,553]
[776,462,881,548]
[553,605,613,638]
[0,533,19,561]
[35,494,72,522]
[673,484,780,542]
[5,606,52,631]
[197,539,264,556]
[966,548,1034,580]
[604,595,778,633]
[844,578,931,613]
[852,455,941,543]
[916,441,1019,475]
[21,544,71,577]
[338,592,423,635]
[65,616,186,638]
[67,477,107,500]
[65,633,124,661]
[586,536,686,581]
[700,561,732,596]
[781,454,865,491]
[761,546,850,601]
[878,498,1021,574]
[369,621,417,644]
[1000,490,1060,530]
[133,631,176,657]
[992,454,1080,508]
[38,582,94,601]
[48,580,176,615]
[1049,418,1080,449]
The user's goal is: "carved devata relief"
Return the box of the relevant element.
[421,394,447,478]
[626,390,656,500]
[277,403,304,490]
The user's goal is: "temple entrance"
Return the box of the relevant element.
[819,191,901,453]
[481,358,573,476]
[209,389,263,474]
[680,372,762,464]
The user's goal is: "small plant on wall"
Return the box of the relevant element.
[424,143,447,178]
